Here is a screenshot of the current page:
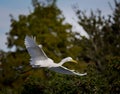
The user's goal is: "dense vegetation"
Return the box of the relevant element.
[0,0,120,93]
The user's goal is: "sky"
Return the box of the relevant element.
[0,0,114,52]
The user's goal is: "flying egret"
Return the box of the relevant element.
[25,35,87,76]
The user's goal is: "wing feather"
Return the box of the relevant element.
[49,66,87,76]
[25,35,48,60]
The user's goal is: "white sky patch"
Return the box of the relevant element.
[0,33,7,51]
[0,3,32,51]
[0,8,10,31]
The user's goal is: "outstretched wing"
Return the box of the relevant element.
[49,66,87,76]
[25,35,48,60]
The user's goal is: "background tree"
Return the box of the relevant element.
[72,0,120,93]
[74,0,120,70]
[0,0,86,93]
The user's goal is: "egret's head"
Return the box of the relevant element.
[59,57,77,65]
[67,57,78,63]
[62,57,78,64]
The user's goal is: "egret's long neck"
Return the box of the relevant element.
[59,59,67,66]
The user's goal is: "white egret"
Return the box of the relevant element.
[25,36,87,76]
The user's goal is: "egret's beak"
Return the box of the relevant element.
[71,59,78,63]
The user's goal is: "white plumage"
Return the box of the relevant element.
[25,35,87,76]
